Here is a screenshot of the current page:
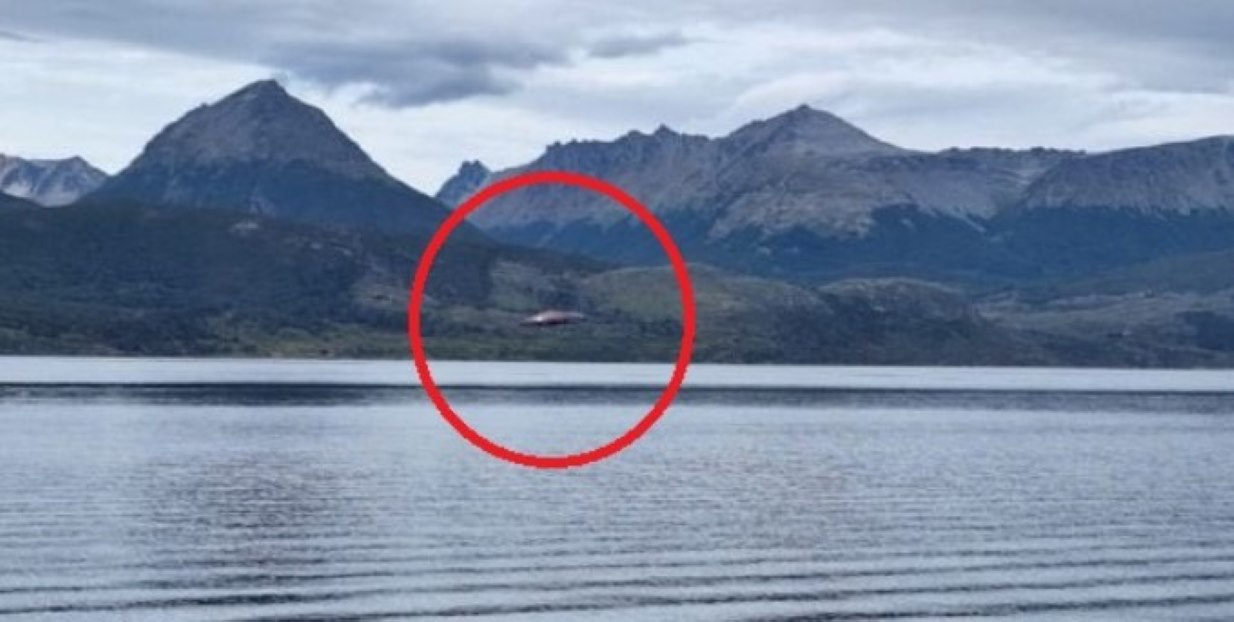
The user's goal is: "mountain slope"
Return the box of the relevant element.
[0,192,40,210]
[436,160,490,206]
[990,136,1234,278]
[576,267,1050,365]
[0,200,1025,363]
[438,106,1079,280]
[0,154,107,206]
[3,198,1231,366]
[441,109,1234,285]
[0,202,594,357]
[720,104,906,160]
[980,247,1234,367]
[86,80,462,237]
[6,84,1234,365]
[1019,136,1234,212]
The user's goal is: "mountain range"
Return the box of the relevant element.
[2,80,1233,365]
[438,107,1234,283]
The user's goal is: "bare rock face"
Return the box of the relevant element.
[440,106,928,238]
[435,105,1083,278]
[721,104,906,160]
[86,80,461,237]
[988,137,1234,277]
[435,160,491,207]
[1019,136,1234,213]
[0,154,107,206]
[126,80,387,181]
[438,104,1234,283]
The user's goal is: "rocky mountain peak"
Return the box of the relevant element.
[457,159,491,177]
[230,78,290,100]
[652,124,676,138]
[0,153,108,206]
[723,104,907,158]
[131,79,391,182]
[85,80,460,236]
[435,160,492,206]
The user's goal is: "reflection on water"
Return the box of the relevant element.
[2,366,1234,620]
[8,382,1234,413]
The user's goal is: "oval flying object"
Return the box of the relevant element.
[520,309,587,327]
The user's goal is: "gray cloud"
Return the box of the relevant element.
[587,31,689,59]
[3,0,1233,107]
[3,0,1233,191]
[764,0,1234,92]
[263,38,566,106]
[1,0,580,105]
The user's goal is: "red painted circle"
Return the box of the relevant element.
[407,170,696,469]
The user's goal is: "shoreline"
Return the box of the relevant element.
[3,356,1234,394]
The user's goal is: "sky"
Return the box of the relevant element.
[2,0,1233,191]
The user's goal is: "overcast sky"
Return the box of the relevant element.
[2,0,1233,191]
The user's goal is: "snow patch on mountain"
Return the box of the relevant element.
[0,155,107,206]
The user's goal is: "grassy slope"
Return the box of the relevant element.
[0,202,1048,363]
[0,203,596,357]
[979,249,1234,366]
[6,202,1233,365]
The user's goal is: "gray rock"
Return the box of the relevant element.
[0,154,107,206]
[85,80,460,237]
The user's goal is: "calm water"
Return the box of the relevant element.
[2,360,1234,620]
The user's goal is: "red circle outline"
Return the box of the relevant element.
[407,170,696,469]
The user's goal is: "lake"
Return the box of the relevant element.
[2,358,1234,620]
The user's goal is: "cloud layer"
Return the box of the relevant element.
[1,0,1231,189]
